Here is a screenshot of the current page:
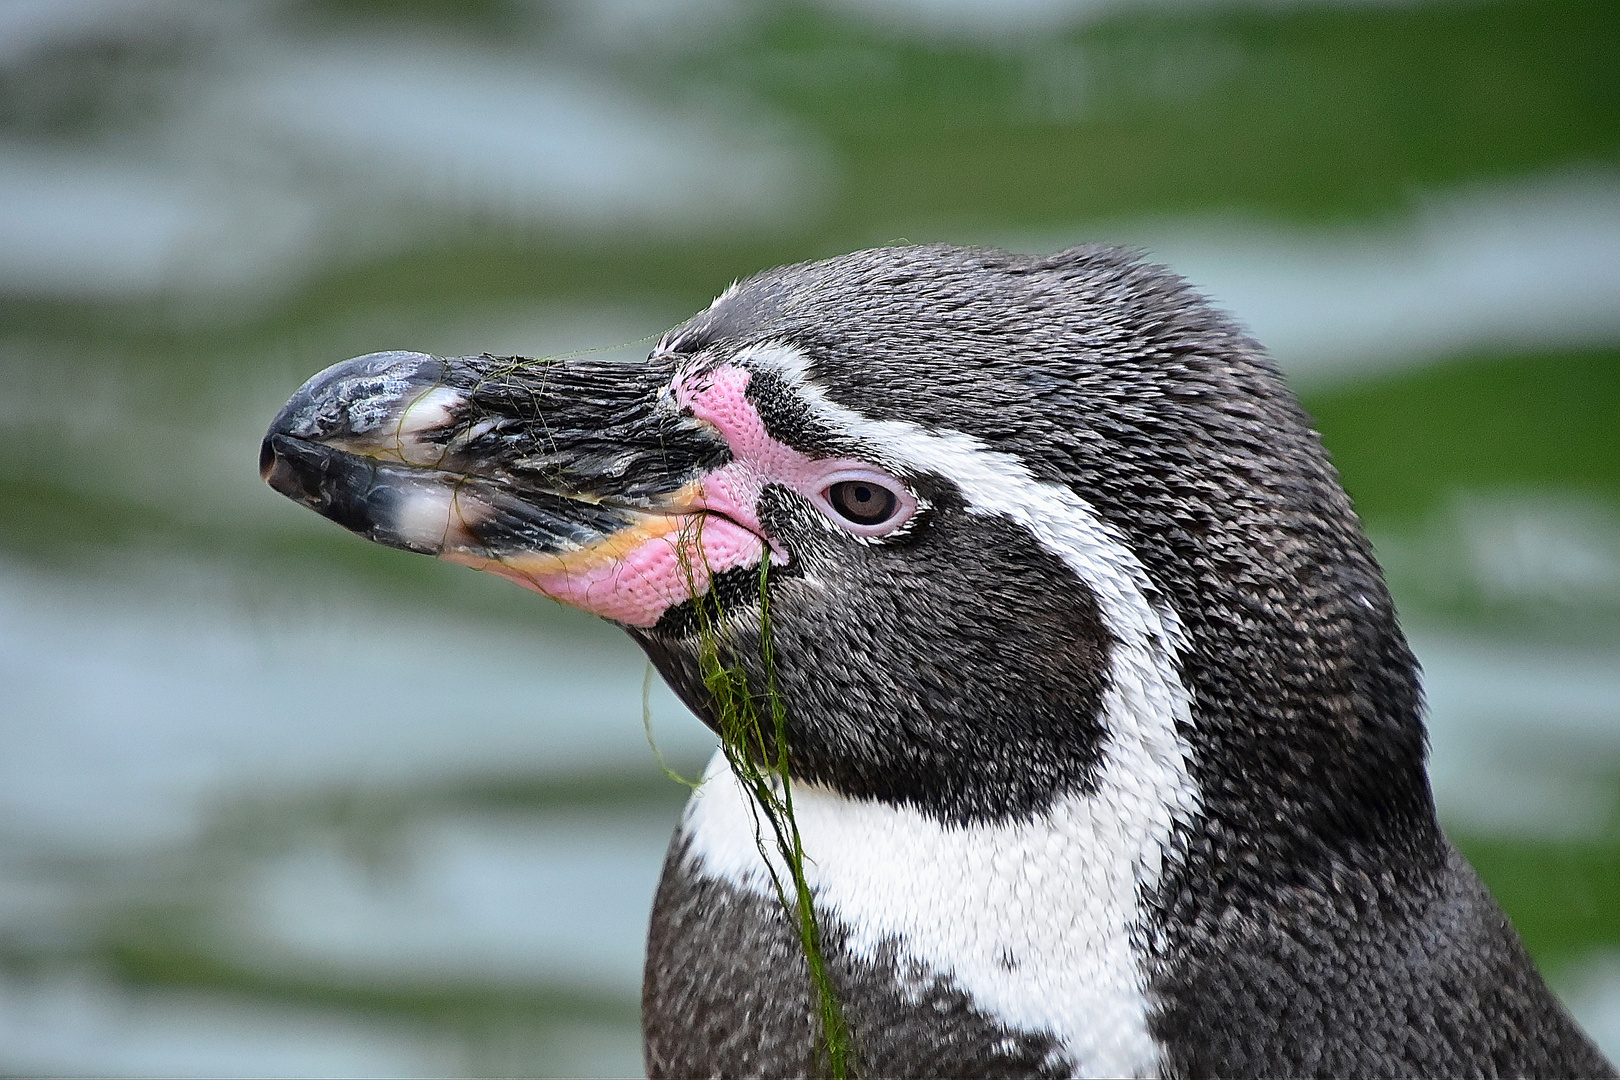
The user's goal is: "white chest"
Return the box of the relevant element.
[681,697,1194,1080]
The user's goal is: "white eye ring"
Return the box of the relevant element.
[809,468,917,537]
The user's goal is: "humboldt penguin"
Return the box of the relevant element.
[260,244,1614,1078]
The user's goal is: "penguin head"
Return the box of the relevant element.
[261,244,1433,846]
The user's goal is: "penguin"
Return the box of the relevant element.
[260,244,1615,1078]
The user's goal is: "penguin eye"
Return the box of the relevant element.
[828,480,896,525]
[812,469,917,538]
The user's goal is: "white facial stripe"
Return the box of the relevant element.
[736,341,1185,657]
[682,342,1199,1077]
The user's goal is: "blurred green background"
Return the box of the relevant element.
[0,0,1616,1074]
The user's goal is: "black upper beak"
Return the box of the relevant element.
[261,350,730,562]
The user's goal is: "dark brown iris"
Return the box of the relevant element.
[827,480,898,526]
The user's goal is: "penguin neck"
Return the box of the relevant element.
[1150,534,1444,873]
[678,589,1200,1078]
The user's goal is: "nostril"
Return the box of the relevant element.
[259,435,277,481]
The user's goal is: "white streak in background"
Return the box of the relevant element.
[0,150,325,300]
[1561,955,1620,1067]
[547,0,749,52]
[0,0,209,65]
[1378,492,1620,610]
[0,973,460,1079]
[1418,632,1620,841]
[819,0,1456,39]
[822,0,1166,37]
[0,558,716,855]
[218,41,824,232]
[1453,495,1620,606]
[0,25,825,301]
[1087,172,1620,382]
[1372,492,1620,843]
[240,813,671,996]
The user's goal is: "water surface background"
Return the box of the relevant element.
[0,0,1617,1074]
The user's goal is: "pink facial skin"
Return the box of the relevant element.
[461,363,913,628]
[450,509,766,628]
[671,364,918,542]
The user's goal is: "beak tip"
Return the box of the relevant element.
[262,350,446,488]
[258,434,277,483]
[259,432,318,504]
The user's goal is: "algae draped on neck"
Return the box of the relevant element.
[671,522,856,1079]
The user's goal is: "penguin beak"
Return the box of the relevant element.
[260,350,766,627]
